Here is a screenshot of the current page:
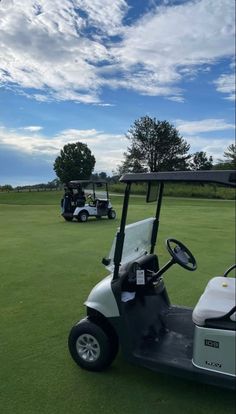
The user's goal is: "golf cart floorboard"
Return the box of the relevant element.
[133,306,235,389]
[134,306,194,369]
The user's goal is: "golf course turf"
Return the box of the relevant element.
[0,191,235,414]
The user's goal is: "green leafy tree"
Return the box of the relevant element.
[47,178,61,188]
[99,172,107,180]
[0,184,13,191]
[223,144,236,168]
[117,155,147,175]
[214,143,236,170]
[190,151,213,170]
[121,116,190,173]
[54,142,96,183]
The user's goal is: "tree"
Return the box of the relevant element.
[189,151,213,171]
[98,172,107,180]
[47,178,61,188]
[0,184,13,192]
[117,154,147,175]
[91,172,108,181]
[54,142,96,183]
[223,144,236,168]
[120,116,190,173]
[214,143,236,170]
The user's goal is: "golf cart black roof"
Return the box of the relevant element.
[120,170,236,187]
[67,180,107,187]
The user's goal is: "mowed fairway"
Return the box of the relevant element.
[0,191,235,414]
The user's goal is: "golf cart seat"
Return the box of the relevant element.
[192,277,236,327]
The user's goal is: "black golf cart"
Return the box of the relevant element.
[68,170,236,389]
[61,180,116,222]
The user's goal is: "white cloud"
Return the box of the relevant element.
[186,136,233,161]
[74,0,128,36]
[173,118,235,161]
[0,0,235,102]
[175,118,235,135]
[21,126,43,132]
[0,0,125,103]
[214,73,235,101]
[113,0,235,97]
[0,125,127,173]
[167,95,185,103]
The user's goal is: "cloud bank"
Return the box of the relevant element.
[0,125,126,173]
[0,0,235,103]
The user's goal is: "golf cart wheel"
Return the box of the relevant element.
[108,209,116,220]
[68,318,117,371]
[78,211,88,222]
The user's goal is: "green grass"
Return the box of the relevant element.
[0,192,235,414]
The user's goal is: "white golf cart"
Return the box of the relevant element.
[61,180,116,222]
[68,170,236,389]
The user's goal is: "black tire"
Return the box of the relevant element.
[108,209,116,220]
[78,211,88,222]
[63,216,73,222]
[68,318,118,371]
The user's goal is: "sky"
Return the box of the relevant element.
[0,0,235,186]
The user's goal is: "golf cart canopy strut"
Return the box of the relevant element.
[120,170,236,187]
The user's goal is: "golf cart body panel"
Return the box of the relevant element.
[61,180,116,221]
[74,205,97,216]
[85,275,120,318]
[69,170,235,389]
[193,326,235,376]
[73,200,113,218]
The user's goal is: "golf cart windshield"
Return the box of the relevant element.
[105,218,155,271]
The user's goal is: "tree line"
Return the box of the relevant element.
[53,116,235,183]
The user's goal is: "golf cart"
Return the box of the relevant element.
[68,170,236,389]
[61,180,116,222]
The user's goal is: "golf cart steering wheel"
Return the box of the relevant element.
[166,238,197,271]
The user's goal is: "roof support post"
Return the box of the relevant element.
[113,183,131,280]
[150,182,164,254]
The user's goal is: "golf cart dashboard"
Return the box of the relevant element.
[120,254,163,293]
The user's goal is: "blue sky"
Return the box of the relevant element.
[0,0,235,186]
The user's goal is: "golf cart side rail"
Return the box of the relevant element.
[120,170,236,187]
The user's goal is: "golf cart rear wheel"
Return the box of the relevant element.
[78,211,88,222]
[108,209,116,220]
[68,318,118,371]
